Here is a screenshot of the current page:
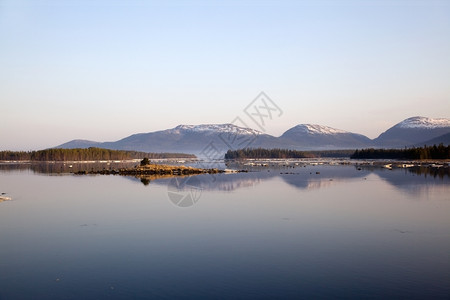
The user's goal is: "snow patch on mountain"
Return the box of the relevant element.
[397,116,450,129]
[290,124,348,135]
[173,124,263,135]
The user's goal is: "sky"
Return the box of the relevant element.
[1,0,449,150]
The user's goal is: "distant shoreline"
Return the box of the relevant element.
[0,158,198,164]
[1,157,449,165]
[0,148,197,162]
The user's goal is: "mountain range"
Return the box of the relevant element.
[57,116,450,154]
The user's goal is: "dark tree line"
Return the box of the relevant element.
[224,148,356,159]
[225,148,314,159]
[305,150,355,158]
[351,144,449,160]
[0,147,196,161]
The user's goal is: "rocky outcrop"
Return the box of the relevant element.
[74,164,224,176]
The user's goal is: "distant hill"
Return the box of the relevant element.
[280,124,373,149]
[374,116,450,147]
[416,132,450,146]
[58,124,285,154]
[57,139,101,149]
[56,116,450,154]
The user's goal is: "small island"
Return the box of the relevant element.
[74,158,224,176]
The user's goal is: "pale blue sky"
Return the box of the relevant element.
[1,0,449,150]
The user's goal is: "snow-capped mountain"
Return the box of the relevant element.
[374,116,450,147]
[280,124,373,148]
[58,124,277,154]
[397,116,450,129]
[56,116,450,154]
[170,124,263,136]
[285,124,348,135]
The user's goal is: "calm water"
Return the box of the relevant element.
[0,163,449,299]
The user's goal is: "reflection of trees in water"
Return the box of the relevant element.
[135,174,194,186]
[407,166,449,179]
[2,162,448,193]
[140,178,151,186]
[0,164,30,172]
[357,165,449,179]
[355,165,449,196]
[0,162,138,174]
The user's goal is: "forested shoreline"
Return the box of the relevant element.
[0,147,196,161]
[224,148,355,159]
[225,148,312,159]
[224,145,449,160]
[351,144,449,160]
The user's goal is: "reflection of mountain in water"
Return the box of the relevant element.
[144,165,449,194]
[1,162,448,195]
[136,165,371,191]
[133,171,275,192]
[363,167,450,195]
[279,165,371,190]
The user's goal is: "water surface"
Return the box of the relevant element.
[0,163,449,299]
